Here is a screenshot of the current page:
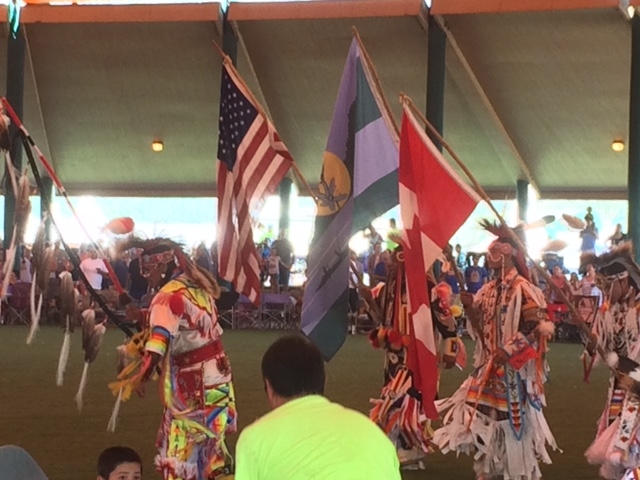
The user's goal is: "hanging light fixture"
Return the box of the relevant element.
[151,139,164,152]
[612,139,625,153]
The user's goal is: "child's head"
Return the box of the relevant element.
[97,446,142,480]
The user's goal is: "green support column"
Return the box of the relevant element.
[630,15,640,262]
[426,13,446,280]
[278,177,293,236]
[4,28,25,257]
[40,176,53,242]
[426,14,446,152]
[222,11,237,65]
[516,179,528,223]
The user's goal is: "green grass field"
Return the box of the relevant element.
[0,326,610,479]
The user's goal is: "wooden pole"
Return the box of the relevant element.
[399,93,599,348]
[352,26,400,140]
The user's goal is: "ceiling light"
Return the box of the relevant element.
[612,139,625,152]
[151,139,164,152]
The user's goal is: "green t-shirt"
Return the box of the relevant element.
[235,395,400,480]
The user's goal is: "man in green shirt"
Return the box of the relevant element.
[386,218,401,251]
[235,335,400,480]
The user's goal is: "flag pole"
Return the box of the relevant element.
[399,93,599,349]
[211,41,319,204]
[352,27,400,140]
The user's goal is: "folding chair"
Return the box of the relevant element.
[234,295,260,329]
[262,293,295,330]
[5,282,32,326]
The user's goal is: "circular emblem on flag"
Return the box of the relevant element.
[316,151,351,216]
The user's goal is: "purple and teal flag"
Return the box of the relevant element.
[301,37,399,360]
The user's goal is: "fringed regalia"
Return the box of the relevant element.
[434,223,558,480]
[149,276,236,480]
[368,248,464,466]
[110,238,236,480]
[582,245,640,480]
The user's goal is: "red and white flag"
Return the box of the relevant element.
[399,104,481,419]
[217,62,293,305]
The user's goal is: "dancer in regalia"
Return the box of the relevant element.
[583,244,640,479]
[433,221,558,480]
[110,237,236,480]
[368,245,465,468]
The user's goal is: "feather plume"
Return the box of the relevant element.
[107,387,123,432]
[75,362,89,411]
[56,326,71,386]
[59,272,76,324]
[14,172,32,245]
[562,213,585,230]
[81,309,106,363]
[26,280,42,345]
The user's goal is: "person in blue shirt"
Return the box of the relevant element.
[464,254,489,294]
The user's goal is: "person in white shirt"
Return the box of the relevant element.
[79,247,106,290]
[267,249,281,294]
[19,248,32,283]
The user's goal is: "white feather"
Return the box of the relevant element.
[26,289,43,345]
[56,320,71,386]
[606,352,620,369]
[75,362,89,412]
[107,387,123,433]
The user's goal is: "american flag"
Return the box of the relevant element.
[216,62,293,305]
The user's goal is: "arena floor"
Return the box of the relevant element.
[0,327,609,479]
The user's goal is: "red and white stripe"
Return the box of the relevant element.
[399,104,480,418]
[217,65,292,305]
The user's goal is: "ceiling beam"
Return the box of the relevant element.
[432,14,542,196]
[228,0,421,21]
[431,0,629,15]
[2,3,220,23]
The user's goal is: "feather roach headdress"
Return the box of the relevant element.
[112,236,220,299]
[581,242,640,291]
[480,219,531,281]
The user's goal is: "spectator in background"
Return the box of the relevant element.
[440,264,460,296]
[367,242,383,280]
[365,224,384,258]
[371,250,390,287]
[546,265,571,304]
[608,223,628,248]
[580,263,603,306]
[386,218,400,251]
[234,335,401,480]
[80,247,107,291]
[464,254,488,294]
[111,252,129,291]
[267,248,282,294]
[97,446,142,480]
[273,229,294,292]
[127,249,148,302]
[580,208,598,254]
[569,272,581,296]
[194,243,212,273]
[454,244,466,270]
[19,247,32,283]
